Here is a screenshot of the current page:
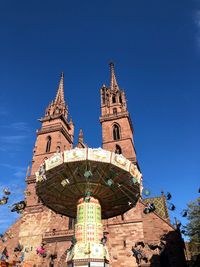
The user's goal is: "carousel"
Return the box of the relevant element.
[36,147,142,267]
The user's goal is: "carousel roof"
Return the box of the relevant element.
[36,148,142,219]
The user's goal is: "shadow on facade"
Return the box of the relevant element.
[148,230,187,267]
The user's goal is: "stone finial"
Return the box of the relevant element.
[78,129,84,144]
[69,117,74,125]
[76,129,87,148]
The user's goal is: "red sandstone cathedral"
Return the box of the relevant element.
[0,64,187,267]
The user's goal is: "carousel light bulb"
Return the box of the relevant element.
[131,177,138,184]
[84,170,93,178]
[106,179,113,187]
[143,188,151,196]
[84,191,91,202]
[61,178,70,187]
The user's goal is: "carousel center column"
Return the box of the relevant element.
[67,196,109,267]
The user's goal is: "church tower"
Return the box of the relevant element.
[100,63,137,162]
[26,72,74,207]
[17,73,75,265]
[31,72,74,174]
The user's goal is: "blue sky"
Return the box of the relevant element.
[0,0,199,235]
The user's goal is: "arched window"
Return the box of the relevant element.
[115,144,122,154]
[46,136,51,152]
[102,95,105,104]
[102,88,106,104]
[123,239,127,248]
[56,146,61,153]
[68,217,73,230]
[112,95,116,103]
[113,124,120,140]
[68,217,76,230]
[119,95,122,104]
[113,108,117,115]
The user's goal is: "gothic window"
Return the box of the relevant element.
[56,146,61,153]
[113,108,117,115]
[112,95,116,103]
[119,95,122,104]
[68,217,76,230]
[102,89,106,104]
[46,136,51,153]
[123,239,127,248]
[55,107,59,114]
[113,124,120,140]
[102,95,105,104]
[115,144,122,154]
[68,217,73,230]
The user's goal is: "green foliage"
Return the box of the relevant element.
[185,196,200,264]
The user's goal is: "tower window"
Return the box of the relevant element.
[102,95,105,104]
[102,88,106,104]
[113,108,117,115]
[113,124,120,140]
[56,146,61,153]
[115,144,122,154]
[68,217,76,230]
[68,217,74,230]
[112,95,116,103]
[46,136,52,152]
[119,95,122,104]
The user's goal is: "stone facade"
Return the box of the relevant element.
[0,65,187,267]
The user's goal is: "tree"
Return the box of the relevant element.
[185,196,200,266]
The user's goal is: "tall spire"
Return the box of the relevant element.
[43,72,68,120]
[110,62,119,92]
[55,72,65,104]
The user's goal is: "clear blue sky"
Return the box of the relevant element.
[0,0,199,235]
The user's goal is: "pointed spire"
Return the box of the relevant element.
[76,129,86,148]
[42,72,68,120]
[109,62,119,92]
[78,129,84,144]
[55,72,65,104]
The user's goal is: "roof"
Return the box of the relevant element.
[143,195,169,220]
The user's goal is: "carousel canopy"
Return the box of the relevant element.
[36,148,142,219]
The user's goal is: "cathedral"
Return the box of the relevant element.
[0,64,187,267]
